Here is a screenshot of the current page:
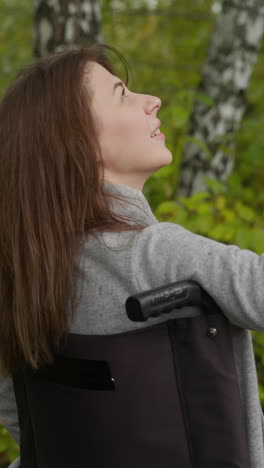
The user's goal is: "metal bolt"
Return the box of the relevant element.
[207,327,217,338]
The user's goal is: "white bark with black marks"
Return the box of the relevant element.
[33,0,104,57]
[177,0,264,196]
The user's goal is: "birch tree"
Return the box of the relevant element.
[177,0,264,197]
[33,0,104,57]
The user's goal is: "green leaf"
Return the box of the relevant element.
[0,437,9,453]
[155,200,179,221]
[249,228,264,254]
[215,195,226,211]
[184,136,212,159]
[204,178,226,194]
[234,227,253,249]
[209,224,235,242]
[195,92,215,107]
[234,202,255,223]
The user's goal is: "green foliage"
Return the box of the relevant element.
[252,332,264,407]
[0,0,33,97]
[154,178,264,253]
[0,424,19,467]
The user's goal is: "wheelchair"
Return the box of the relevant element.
[11,281,250,467]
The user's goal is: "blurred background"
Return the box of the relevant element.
[1,0,264,465]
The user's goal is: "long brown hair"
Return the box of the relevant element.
[0,44,150,378]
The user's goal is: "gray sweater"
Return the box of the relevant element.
[3,180,264,468]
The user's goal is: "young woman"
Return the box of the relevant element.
[0,44,263,468]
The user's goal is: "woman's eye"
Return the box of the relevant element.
[121,86,128,99]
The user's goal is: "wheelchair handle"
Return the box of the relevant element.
[125,280,221,322]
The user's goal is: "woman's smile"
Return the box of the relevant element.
[151,131,165,141]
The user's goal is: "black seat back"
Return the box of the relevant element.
[12,281,250,468]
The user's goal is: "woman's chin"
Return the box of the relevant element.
[158,147,173,164]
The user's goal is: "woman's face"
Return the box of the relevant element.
[86,61,173,190]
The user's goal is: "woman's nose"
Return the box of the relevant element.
[145,95,161,115]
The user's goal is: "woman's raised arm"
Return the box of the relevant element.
[132,222,264,331]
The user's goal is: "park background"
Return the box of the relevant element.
[0,0,264,465]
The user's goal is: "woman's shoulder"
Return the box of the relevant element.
[134,221,227,251]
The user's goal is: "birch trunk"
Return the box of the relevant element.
[33,0,104,57]
[177,0,264,197]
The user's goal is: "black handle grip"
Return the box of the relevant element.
[125,281,221,322]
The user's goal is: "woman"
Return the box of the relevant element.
[0,43,263,468]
